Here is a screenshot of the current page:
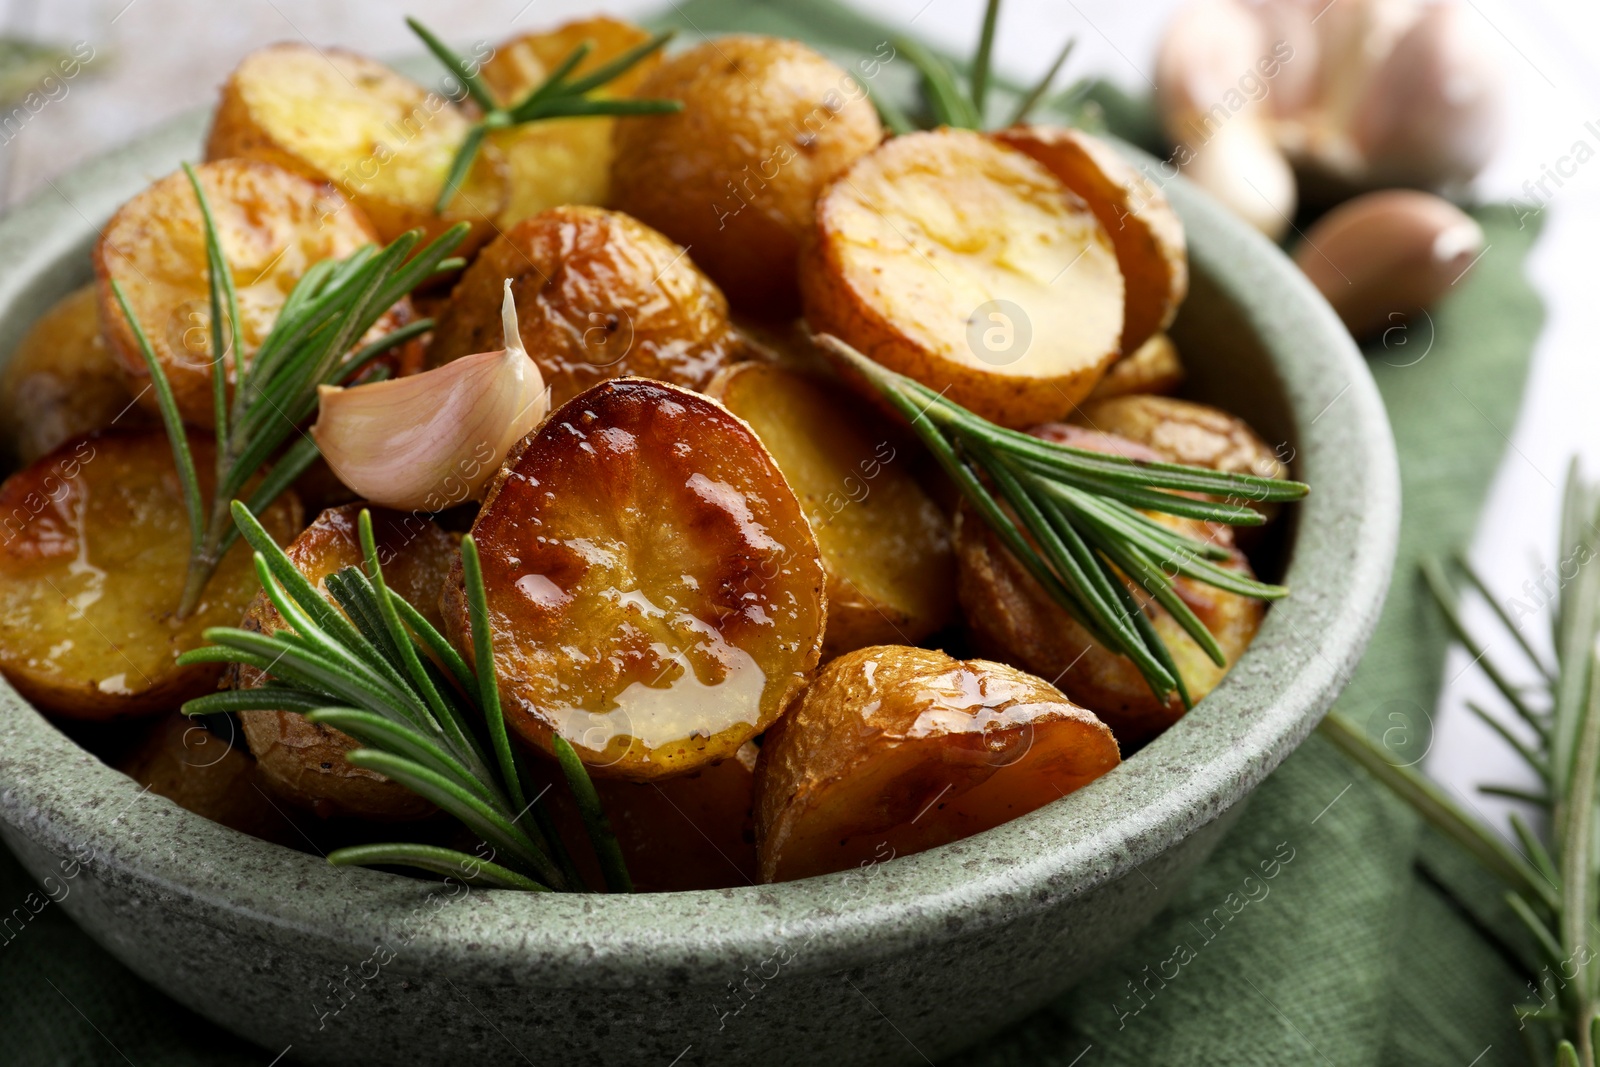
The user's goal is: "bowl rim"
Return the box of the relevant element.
[0,108,1398,986]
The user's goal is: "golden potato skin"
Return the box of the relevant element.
[954,425,1265,746]
[94,159,413,429]
[1072,395,1286,482]
[205,43,506,252]
[234,505,456,821]
[1085,332,1184,402]
[0,285,151,465]
[427,206,743,407]
[996,125,1187,355]
[480,17,660,228]
[611,35,883,317]
[803,129,1124,428]
[755,646,1120,883]
[708,362,954,658]
[0,430,301,720]
[443,379,826,781]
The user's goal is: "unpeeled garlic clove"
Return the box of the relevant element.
[312,279,548,511]
[1182,120,1298,240]
[1154,0,1270,148]
[1292,188,1482,339]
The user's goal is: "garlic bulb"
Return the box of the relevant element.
[1183,120,1298,240]
[312,280,548,511]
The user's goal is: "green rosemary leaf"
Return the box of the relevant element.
[552,735,633,894]
[1421,556,1545,735]
[388,594,477,702]
[180,687,328,717]
[229,502,369,657]
[404,17,496,110]
[1454,551,1557,681]
[1556,1039,1581,1067]
[1505,891,1565,970]
[896,36,979,129]
[327,843,549,891]
[969,0,1002,119]
[517,96,683,121]
[461,536,527,814]
[1465,700,1550,782]
[1480,784,1551,805]
[181,163,242,445]
[341,318,434,380]
[1006,36,1076,126]
[220,439,323,559]
[436,123,489,212]
[1510,813,1559,883]
[323,570,408,674]
[1115,572,1192,710]
[306,708,488,800]
[1094,534,1228,668]
[864,78,915,136]
[558,30,673,98]
[511,40,593,115]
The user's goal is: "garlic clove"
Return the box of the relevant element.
[1181,120,1298,240]
[311,279,548,512]
[1252,0,1322,120]
[1154,0,1270,148]
[1292,188,1482,339]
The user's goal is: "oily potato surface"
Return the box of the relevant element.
[443,379,826,781]
[235,505,455,820]
[709,362,953,658]
[428,206,744,407]
[1085,332,1184,402]
[611,35,883,316]
[755,645,1120,883]
[480,17,660,228]
[955,425,1264,745]
[996,125,1187,354]
[0,430,301,720]
[803,129,1124,428]
[94,159,413,428]
[205,43,506,250]
[0,285,150,465]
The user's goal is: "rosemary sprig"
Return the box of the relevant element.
[180,502,630,894]
[406,18,682,212]
[1320,460,1600,1064]
[109,164,467,617]
[818,335,1307,706]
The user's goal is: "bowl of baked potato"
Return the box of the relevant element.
[0,14,1396,1066]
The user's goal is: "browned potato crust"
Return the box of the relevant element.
[611,35,883,316]
[443,379,826,781]
[205,43,507,252]
[234,505,456,821]
[94,159,414,429]
[954,425,1264,746]
[802,129,1124,428]
[480,17,660,228]
[426,206,744,408]
[0,430,301,720]
[708,362,954,658]
[755,646,1119,882]
[995,125,1187,354]
[0,285,151,465]
[1085,332,1185,402]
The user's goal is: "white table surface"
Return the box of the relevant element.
[1,0,1595,833]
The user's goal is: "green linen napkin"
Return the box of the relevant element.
[0,1,1547,1063]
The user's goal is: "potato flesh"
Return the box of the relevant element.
[427,206,743,408]
[710,362,954,659]
[235,504,455,820]
[94,159,409,429]
[755,646,1119,883]
[1086,333,1185,402]
[0,285,150,465]
[0,431,301,719]
[443,379,826,780]
[803,128,1124,428]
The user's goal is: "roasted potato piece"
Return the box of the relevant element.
[94,159,415,429]
[708,362,953,658]
[756,645,1119,883]
[1085,332,1184,402]
[205,43,506,250]
[234,505,455,821]
[427,206,744,407]
[996,125,1187,355]
[611,35,883,316]
[480,17,660,228]
[117,713,296,845]
[0,285,151,465]
[443,379,826,781]
[0,430,301,720]
[803,129,1124,429]
[955,425,1265,746]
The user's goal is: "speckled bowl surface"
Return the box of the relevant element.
[0,106,1397,1066]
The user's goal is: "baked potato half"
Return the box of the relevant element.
[1085,332,1184,402]
[611,34,883,316]
[443,378,826,781]
[955,425,1265,745]
[803,128,1124,428]
[0,430,301,720]
[0,284,150,465]
[708,361,953,658]
[479,17,660,228]
[426,206,744,407]
[755,645,1120,883]
[995,125,1187,355]
[234,504,456,821]
[205,42,506,251]
[94,159,415,429]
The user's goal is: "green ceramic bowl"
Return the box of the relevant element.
[0,109,1397,1065]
